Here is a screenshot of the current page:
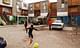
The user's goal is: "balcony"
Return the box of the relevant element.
[68,0,79,6]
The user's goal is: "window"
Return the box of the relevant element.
[61,4,65,8]
[41,1,48,13]
[3,8,10,13]
[23,3,27,8]
[61,0,64,3]
[28,3,34,14]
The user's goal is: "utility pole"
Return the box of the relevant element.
[12,0,17,16]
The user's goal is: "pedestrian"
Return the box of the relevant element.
[48,18,52,30]
[27,24,38,45]
[24,20,28,33]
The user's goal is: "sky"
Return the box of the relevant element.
[23,0,57,3]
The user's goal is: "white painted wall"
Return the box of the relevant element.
[28,14,34,17]
[49,0,57,2]
[0,0,12,7]
[23,0,57,3]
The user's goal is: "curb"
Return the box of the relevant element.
[63,27,73,31]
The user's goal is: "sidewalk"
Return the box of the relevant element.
[34,25,76,31]
[63,27,73,31]
[0,24,80,31]
[26,24,47,28]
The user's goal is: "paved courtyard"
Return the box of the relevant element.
[0,25,80,48]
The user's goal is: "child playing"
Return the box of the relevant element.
[27,24,38,45]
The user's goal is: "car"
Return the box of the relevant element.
[51,20,64,30]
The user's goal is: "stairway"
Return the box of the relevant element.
[1,12,10,25]
[0,17,6,25]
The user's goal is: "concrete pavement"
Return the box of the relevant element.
[35,25,74,31]
[0,25,80,48]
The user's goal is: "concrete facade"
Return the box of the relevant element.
[0,0,12,7]
[68,0,80,26]
[57,0,68,25]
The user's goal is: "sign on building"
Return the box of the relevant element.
[3,0,10,4]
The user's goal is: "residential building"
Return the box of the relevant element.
[17,1,28,24]
[48,2,57,25]
[57,0,68,25]
[0,0,12,16]
[68,0,80,26]
[28,1,48,24]
[0,0,13,25]
[0,0,28,24]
